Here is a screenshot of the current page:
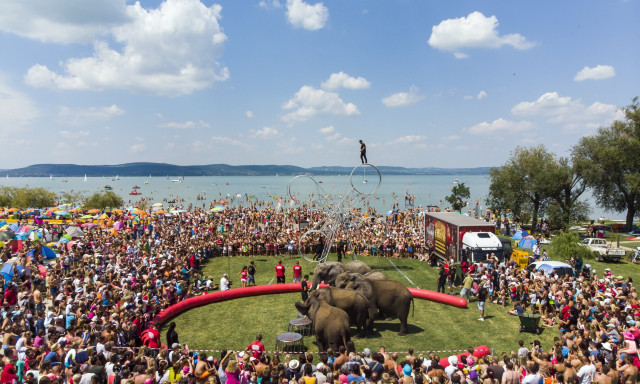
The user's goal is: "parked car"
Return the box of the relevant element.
[527,261,575,278]
[581,238,625,262]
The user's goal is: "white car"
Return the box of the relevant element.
[527,261,575,278]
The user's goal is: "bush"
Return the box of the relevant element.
[550,232,593,261]
[84,191,124,209]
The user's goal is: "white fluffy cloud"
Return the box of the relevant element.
[59,130,90,139]
[466,118,533,134]
[382,85,424,107]
[245,111,254,118]
[129,143,147,153]
[511,92,620,127]
[249,127,281,139]
[321,72,371,90]
[286,0,328,31]
[574,65,616,81]
[282,86,359,123]
[24,0,229,96]
[58,104,124,125]
[0,0,129,44]
[259,0,282,9]
[0,78,39,138]
[319,126,335,134]
[428,11,535,58]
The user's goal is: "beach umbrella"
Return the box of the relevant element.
[17,226,31,233]
[81,222,97,229]
[42,246,57,259]
[56,211,71,217]
[210,206,225,212]
[113,221,124,231]
[6,208,19,213]
[68,208,82,213]
[80,214,94,219]
[0,262,14,285]
[112,209,124,214]
[9,223,19,232]
[58,237,69,244]
[0,232,14,241]
[65,226,84,238]
[133,209,147,216]
[61,234,72,241]
[99,213,109,220]
[28,232,40,242]
[87,209,101,214]
[152,203,163,207]
[13,234,28,241]
[154,210,167,215]
[66,241,77,250]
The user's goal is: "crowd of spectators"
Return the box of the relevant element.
[1,202,639,384]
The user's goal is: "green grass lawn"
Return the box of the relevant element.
[160,255,560,354]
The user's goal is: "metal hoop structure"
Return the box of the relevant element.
[290,164,383,263]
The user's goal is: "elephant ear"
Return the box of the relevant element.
[353,279,374,298]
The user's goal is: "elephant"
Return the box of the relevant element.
[309,287,371,335]
[364,270,388,280]
[295,297,351,352]
[311,260,372,289]
[335,272,413,336]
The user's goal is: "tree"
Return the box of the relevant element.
[545,157,589,230]
[59,191,85,205]
[3,187,56,208]
[573,97,640,231]
[550,232,593,261]
[445,182,470,212]
[488,145,557,229]
[84,191,124,210]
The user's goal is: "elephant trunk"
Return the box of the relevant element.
[311,274,322,290]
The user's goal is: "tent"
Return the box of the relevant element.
[518,237,538,249]
[512,229,530,240]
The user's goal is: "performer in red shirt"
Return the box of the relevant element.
[275,261,285,284]
[246,334,265,359]
[292,261,302,283]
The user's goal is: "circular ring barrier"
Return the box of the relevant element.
[149,283,467,327]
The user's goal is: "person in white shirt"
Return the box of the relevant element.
[521,363,541,384]
[220,274,230,291]
[576,356,595,384]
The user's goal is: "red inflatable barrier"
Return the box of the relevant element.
[150,283,468,328]
[438,345,491,368]
[407,288,468,309]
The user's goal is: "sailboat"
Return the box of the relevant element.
[171,176,184,183]
[112,175,120,181]
[50,174,54,180]
[83,174,87,182]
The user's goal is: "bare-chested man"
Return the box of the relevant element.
[617,355,638,384]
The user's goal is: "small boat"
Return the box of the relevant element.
[171,176,183,183]
[104,185,112,190]
[132,185,141,189]
[61,179,68,183]
[129,190,142,195]
[112,175,120,181]
[144,180,149,184]
[83,174,87,182]
[453,179,459,184]
[50,174,54,180]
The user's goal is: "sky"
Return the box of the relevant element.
[0,0,638,169]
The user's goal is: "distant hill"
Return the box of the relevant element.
[2,163,492,177]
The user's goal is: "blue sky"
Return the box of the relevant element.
[0,0,638,169]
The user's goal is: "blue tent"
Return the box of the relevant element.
[519,237,538,249]
[42,246,57,259]
[8,223,19,232]
[512,229,530,240]
[0,220,6,227]
[0,262,14,285]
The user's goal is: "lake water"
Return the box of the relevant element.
[0,172,622,220]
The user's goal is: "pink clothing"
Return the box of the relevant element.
[225,369,240,384]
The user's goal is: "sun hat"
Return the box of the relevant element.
[602,342,612,351]
[448,356,458,366]
[363,348,371,356]
[171,343,180,349]
[289,360,299,370]
[623,331,634,340]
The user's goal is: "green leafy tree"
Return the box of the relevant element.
[572,97,640,231]
[8,187,56,208]
[84,191,124,210]
[545,157,589,230]
[488,145,558,229]
[549,232,593,260]
[59,191,85,205]
[445,182,470,212]
[0,186,12,207]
